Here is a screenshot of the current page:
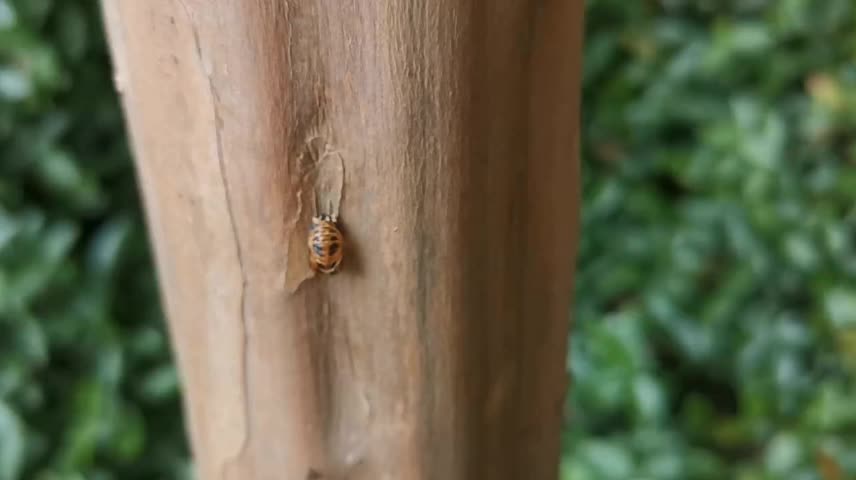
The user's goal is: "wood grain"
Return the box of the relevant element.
[101,0,584,478]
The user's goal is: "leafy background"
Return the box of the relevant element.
[566,0,856,479]
[0,0,854,479]
[0,0,188,478]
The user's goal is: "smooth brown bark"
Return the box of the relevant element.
[102,0,583,478]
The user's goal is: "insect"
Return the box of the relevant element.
[308,214,344,274]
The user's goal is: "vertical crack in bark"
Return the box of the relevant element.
[208,64,253,480]
[177,2,252,475]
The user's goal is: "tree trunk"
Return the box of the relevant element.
[101,0,583,478]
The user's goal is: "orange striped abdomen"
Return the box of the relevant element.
[308,215,344,274]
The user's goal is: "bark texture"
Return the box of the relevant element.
[101,0,584,478]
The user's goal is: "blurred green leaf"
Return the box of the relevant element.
[0,2,16,30]
[825,289,856,329]
[0,401,24,480]
[0,68,30,101]
[579,440,634,479]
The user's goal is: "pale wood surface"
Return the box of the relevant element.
[102,0,584,478]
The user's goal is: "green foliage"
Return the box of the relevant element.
[566,0,856,478]
[1,0,855,479]
[0,1,188,478]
